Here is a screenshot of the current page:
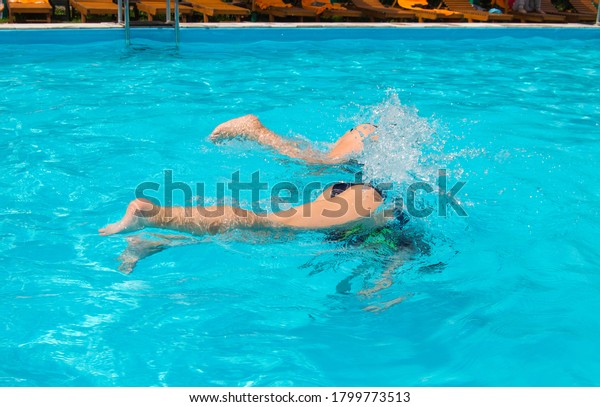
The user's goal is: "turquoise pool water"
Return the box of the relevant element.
[1,28,599,386]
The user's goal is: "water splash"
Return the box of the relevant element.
[355,92,481,190]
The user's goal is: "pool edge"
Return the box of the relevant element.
[0,22,598,30]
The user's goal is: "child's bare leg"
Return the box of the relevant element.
[118,233,203,274]
[359,253,404,298]
[327,124,376,161]
[99,198,153,236]
[99,198,266,237]
[363,295,411,313]
[210,114,330,163]
[359,276,393,298]
[209,115,375,165]
[118,235,168,274]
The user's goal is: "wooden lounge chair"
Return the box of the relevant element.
[394,0,464,22]
[567,0,598,15]
[70,0,119,22]
[492,0,566,22]
[7,0,53,22]
[542,0,596,23]
[136,0,194,21]
[189,0,250,22]
[349,0,415,20]
[441,0,514,22]
[301,0,364,19]
[252,0,317,21]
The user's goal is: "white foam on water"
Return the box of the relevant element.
[353,91,481,193]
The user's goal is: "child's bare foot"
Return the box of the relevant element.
[117,235,167,274]
[99,216,143,236]
[209,114,265,143]
[99,221,129,236]
[99,199,152,236]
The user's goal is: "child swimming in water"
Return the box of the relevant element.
[100,115,414,310]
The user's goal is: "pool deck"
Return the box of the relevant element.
[0,22,598,30]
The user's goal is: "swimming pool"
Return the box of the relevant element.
[1,27,599,386]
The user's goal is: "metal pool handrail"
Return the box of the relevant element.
[122,0,180,46]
